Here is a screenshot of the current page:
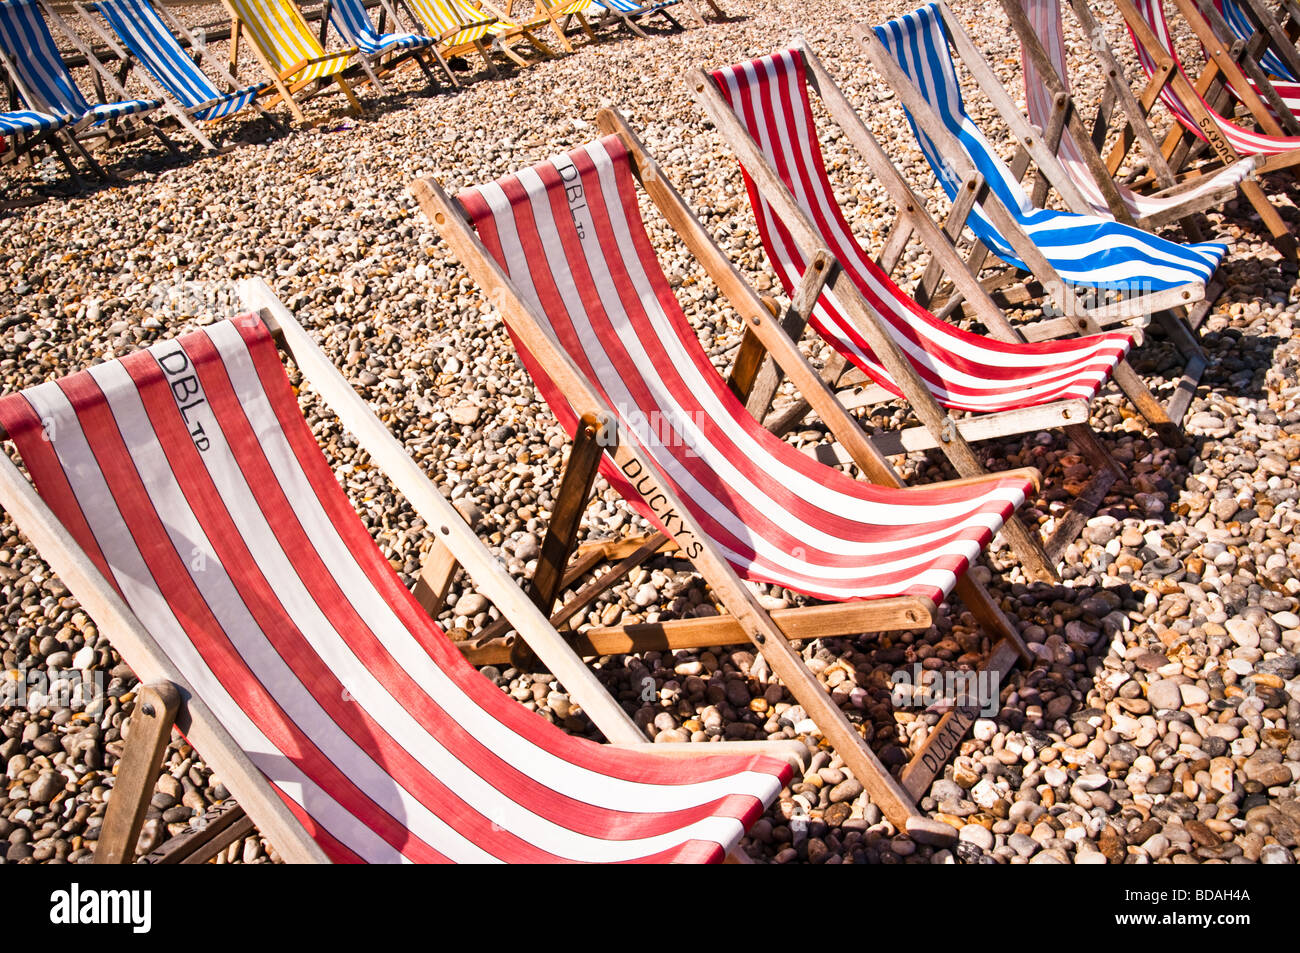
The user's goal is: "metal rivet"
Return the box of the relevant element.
[142,703,155,718]
[440,525,450,535]
[434,212,445,224]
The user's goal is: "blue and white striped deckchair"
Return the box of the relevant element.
[76,0,275,151]
[868,2,1227,301]
[324,0,451,91]
[577,0,686,36]
[0,0,162,138]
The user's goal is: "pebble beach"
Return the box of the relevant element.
[2,0,1299,865]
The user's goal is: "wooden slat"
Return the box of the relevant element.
[459,595,938,665]
[94,682,180,864]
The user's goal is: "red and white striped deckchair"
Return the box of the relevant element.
[0,284,804,864]
[1005,0,1256,230]
[1107,0,1300,254]
[690,44,1165,572]
[412,119,1040,837]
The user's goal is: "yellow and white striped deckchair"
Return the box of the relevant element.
[401,0,561,70]
[223,0,362,123]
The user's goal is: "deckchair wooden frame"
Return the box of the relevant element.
[222,0,363,124]
[851,11,1208,433]
[533,0,600,50]
[317,0,454,94]
[1105,0,1300,250]
[73,0,287,154]
[0,282,806,863]
[691,46,1132,575]
[411,109,1039,839]
[999,0,1248,232]
[1215,0,1300,81]
[1183,0,1300,132]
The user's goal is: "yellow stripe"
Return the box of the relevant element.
[226,0,334,75]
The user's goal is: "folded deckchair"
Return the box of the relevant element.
[73,0,283,153]
[412,119,1042,838]
[399,0,558,74]
[0,0,168,168]
[321,0,452,92]
[222,0,362,124]
[1112,0,1300,238]
[0,282,804,864]
[693,43,1146,575]
[1004,0,1257,230]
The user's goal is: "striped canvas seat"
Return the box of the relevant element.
[709,49,1136,416]
[328,0,435,56]
[1018,0,1256,220]
[1128,0,1300,154]
[582,0,680,15]
[225,0,352,85]
[92,0,266,122]
[406,0,502,48]
[873,3,1227,293]
[0,315,794,863]
[0,106,66,135]
[0,0,160,126]
[458,136,1037,605]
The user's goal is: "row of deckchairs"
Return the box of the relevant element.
[8,4,1287,864]
[1,0,718,200]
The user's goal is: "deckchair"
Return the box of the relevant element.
[412,116,1044,838]
[0,0,168,167]
[73,0,284,153]
[577,0,688,36]
[320,0,452,92]
[692,42,1155,576]
[853,3,1231,433]
[222,0,362,124]
[1112,0,1300,229]
[858,4,1229,317]
[0,281,805,864]
[398,0,559,73]
[1003,0,1257,231]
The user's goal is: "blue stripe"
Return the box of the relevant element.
[327,0,435,56]
[873,4,1225,292]
[0,0,92,117]
[0,106,64,134]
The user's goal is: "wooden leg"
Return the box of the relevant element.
[511,412,605,670]
[335,76,364,116]
[412,539,459,617]
[897,637,1020,800]
[93,682,180,864]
